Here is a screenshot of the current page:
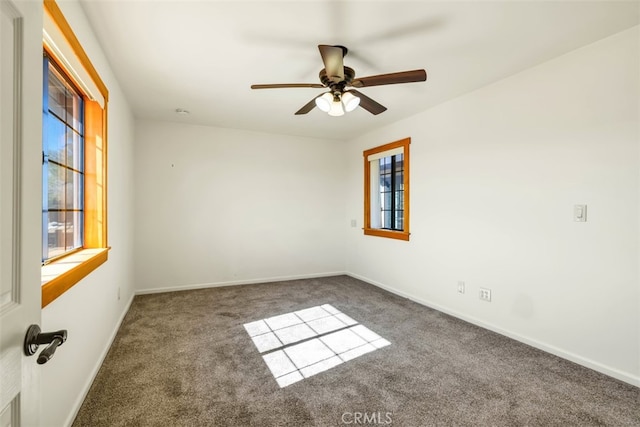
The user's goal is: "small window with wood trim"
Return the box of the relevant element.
[363,138,410,241]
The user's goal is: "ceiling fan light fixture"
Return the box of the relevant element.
[341,91,360,112]
[315,92,333,112]
[328,99,345,116]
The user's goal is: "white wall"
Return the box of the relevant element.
[134,121,346,292]
[23,4,636,426]
[39,2,136,426]
[345,27,639,385]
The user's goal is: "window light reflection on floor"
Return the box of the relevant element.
[244,304,391,388]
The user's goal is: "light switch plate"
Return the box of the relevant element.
[574,204,587,222]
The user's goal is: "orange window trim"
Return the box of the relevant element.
[41,250,109,308]
[43,0,109,102]
[363,137,411,241]
[84,100,107,248]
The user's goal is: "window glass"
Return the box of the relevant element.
[42,55,84,263]
[377,154,404,231]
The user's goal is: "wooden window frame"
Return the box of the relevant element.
[363,137,410,241]
[41,0,109,308]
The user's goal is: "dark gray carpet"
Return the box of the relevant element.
[73,275,640,426]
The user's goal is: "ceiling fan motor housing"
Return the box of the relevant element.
[320,66,356,95]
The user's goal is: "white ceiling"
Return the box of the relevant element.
[79,0,639,141]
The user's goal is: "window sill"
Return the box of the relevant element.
[41,247,109,308]
[364,228,410,241]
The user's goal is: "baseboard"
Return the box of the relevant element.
[135,271,348,295]
[347,272,640,388]
[63,292,135,427]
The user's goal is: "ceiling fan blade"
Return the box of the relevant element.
[295,95,321,115]
[318,45,344,82]
[349,90,387,115]
[251,83,325,89]
[351,69,427,88]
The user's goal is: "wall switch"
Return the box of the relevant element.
[117,287,121,300]
[350,219,357,227]
[574,204,587,222]
[479,288,491,302]
[457,281,465,294]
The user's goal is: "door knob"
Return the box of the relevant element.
[24,324,67,364]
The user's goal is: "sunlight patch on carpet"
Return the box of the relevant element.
[244,304,390,388]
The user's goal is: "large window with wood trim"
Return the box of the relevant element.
[363,138,410,241]
[40,0,109,307]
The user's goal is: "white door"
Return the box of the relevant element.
[0,0,43,425]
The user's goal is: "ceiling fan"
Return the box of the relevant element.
[250,45,427,116]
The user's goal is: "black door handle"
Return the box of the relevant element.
[24,324,67,364]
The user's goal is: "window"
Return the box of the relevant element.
[379,153,405,230]
[42,54,85,262]
[363,138,410,241]
[40,0,109,307]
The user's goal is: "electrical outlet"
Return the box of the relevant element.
[479,288,491,302]
[457,281,465,294]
